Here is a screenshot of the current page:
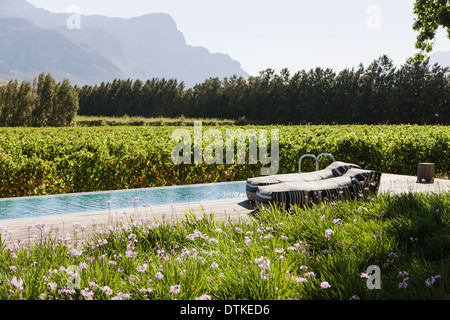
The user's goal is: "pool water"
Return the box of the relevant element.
[0,181,247,221]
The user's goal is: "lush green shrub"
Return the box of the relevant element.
[0,125,448,198]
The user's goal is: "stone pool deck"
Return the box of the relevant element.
[0,173,449,244]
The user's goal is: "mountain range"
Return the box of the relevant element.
[0,0,249,87]
[1,0,449,88]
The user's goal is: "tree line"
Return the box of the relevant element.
[0,55,448,127]
[78,55,449,125]
[0,73,79,127]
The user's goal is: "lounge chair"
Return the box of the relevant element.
[255,168,382,209]
[246,161,360,202]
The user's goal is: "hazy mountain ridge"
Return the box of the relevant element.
[0,18,127,85]
[430,50,450,68]
[0,0,249,86]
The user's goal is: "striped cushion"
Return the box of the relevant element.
[255,168,382,208]
[246,161,360,202]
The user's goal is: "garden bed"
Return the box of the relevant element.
[0,192,448,300]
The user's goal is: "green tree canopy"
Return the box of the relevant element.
[0,73,79,127]
[413,0,450,61]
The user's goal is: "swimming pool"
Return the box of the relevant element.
[0,181,247,221]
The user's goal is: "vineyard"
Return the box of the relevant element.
[0,125,449,198]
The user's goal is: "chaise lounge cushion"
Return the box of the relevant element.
[255,168,382,208]
[246,161,360,202]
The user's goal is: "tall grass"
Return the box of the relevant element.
[0,192,448,300]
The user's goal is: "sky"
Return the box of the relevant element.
[26,0,450,76]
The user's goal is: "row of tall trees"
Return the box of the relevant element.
[77,56,449,125]
[1,56,447,126]
[0,73,79,127]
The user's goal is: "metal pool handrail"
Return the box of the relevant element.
[317,153,336,162]
[299,153,336,173]
[299,154,319,173]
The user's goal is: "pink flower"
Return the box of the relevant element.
[154,272,164,280]
[48,282,57,291]
[112,292,131,300]
[295,277,308,283]
[11,277,24,290]
[425,275,442,287]
[125,250,137,258]
[101,286,113,295]
[170,285,181,295]
[325,229,334,239]
[196,294,211,300]
[137,264,148,273]
[34,222,47,233]
[211,262,219,269]
[79,262,88,270]
[70,248,82,256]
[255,257,270,270]
[81,289,94,300]
[399,280,408,288]
[320,281,331,289]
[58,288,76,295]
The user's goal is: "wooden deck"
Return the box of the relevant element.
[0,173,448,244]
[378,173,449,195]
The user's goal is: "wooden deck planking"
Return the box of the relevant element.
[0,173,448,244]
[378,173,450,195]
